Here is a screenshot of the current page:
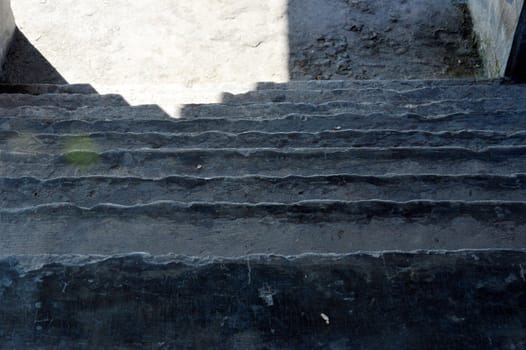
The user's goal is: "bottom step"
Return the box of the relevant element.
[1,251,525,349]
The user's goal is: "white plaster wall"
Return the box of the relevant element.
[468,0,525,77]
[0,0,15,68]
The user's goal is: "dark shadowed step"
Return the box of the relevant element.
[3,130,526,153]
[0,201,525,255]
[0,93,130,109]
[222,84,526,105]
[0,83,97,95]
[1,251,525,349]
[3,175,526,208]
[2,111,526,134]
[181,98,526,119]
[1,97,525,120]
[1,147,526,178]
[0,105,170,119]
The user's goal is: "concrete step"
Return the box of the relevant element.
[4,130,526,153]
[2,111,526,134]
[1,147,526,178]
[181,98,526,119]
[255,78,503,91]
[223,84,526,105]
[0,104,170,119]
[0,83,97,95]
[1,96,525,120]
[1,251,524,348]
[1,200,525,255]
[0,93,130,109]
[3,174,526,208]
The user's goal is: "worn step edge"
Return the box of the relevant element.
[254,78,504,90]
[181,98,526,119]
[0,93,130,109]
[4,174,526,207]
[2,146,526,178]
[4,129,526,151]
[222,85,526,105]
[2,200,525,255]
[0,83,98,95]
[0,98,525,119]
[2,199,526,217]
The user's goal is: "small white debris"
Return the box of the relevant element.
[258,286,276,306]
[196,164,203,170]
[321,313,330,325]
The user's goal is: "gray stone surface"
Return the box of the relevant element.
[0,0,15,72]
[4,174,526,207]
[468,0,525,77]
[0,251,525,348]
[1,201,526,255]
[289,0,482,80]
[4,0,484,113]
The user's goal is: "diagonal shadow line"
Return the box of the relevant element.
[1,28,67,84]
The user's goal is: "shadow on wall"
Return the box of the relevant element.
[1,28,67,84]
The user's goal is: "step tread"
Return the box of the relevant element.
[3,174,526,207]
[223,84,526,104]
[1,250,524,349]
[1,146,526,178]
[1,200,525,256]
[4,129,526,152]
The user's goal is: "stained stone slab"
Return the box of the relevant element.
[3,174,526,208]
[2,111,526,135]
[1,201,526,255]
[0,251,525,349]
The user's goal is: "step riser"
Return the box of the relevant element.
[223,85,526,105]
[2,251,524,349]
[2,148,526,178]
[0,84,97,95]
[0,94,129,109]
[0,98,525,120]
[4,130,526,152]
[182,99,526,119]
[3,112,524,134]
[1,202,525,255]
[3,175,526,207]
[255,79,502,90]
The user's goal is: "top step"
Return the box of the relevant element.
[255,79,505,91]
[0,84,98,95]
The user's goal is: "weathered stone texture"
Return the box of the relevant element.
[1,252,525,349]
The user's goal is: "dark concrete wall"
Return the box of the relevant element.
[468,0,525,77]
[0,0,15,70]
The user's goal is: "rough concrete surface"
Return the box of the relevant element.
[288,0,482,80]
[468,0,525,77]
[1,251,525,349]
[0,0,15,71]
[4,0,483,114]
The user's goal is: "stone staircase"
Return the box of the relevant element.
[1,79,526,348]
